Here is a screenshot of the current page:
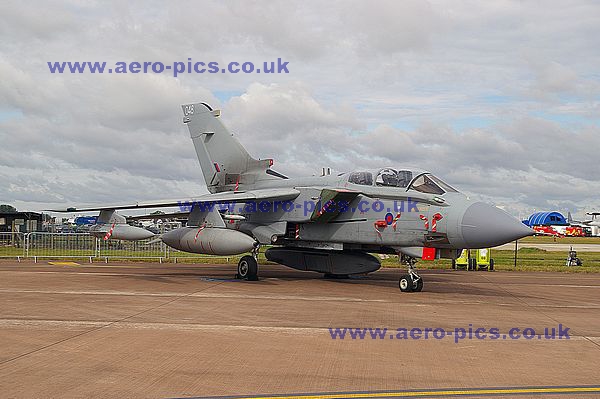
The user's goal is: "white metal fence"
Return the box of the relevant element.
[0,232,233,263]
[97,235,167,262]
[27,233,96,261]
[0,232,26,259]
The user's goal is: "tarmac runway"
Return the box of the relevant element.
[1,261,600,398]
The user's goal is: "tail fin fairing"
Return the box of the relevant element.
[182,102,277,193]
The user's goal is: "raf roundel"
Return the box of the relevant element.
[385,212,394,225]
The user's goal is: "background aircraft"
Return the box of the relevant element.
[51,102,533,291]
[568,211,600,227]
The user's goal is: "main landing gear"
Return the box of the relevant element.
[236,243,260,281]
[398,254,423,292]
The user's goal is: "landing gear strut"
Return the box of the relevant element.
[398,254,423,292]
[236,243,260,281]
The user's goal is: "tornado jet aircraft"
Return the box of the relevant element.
[51,102,533,292]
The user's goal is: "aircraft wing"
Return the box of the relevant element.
[126,212,191,220]
[47,188,301,212]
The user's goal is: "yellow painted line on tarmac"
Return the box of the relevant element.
[226,386,600,399]
[48,261,80,266]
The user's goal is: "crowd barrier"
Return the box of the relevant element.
[0,232,232,263]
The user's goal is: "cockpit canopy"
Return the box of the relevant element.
[347,167,458,195]
[374,168,413,188]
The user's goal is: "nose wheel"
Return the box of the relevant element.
[398,254,423,292]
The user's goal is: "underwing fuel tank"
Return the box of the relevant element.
[161,227,256,255]
[90,224,155,241]
[265,247,381,275]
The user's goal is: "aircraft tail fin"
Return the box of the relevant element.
[567,211,573,224]
[181,102,277,193]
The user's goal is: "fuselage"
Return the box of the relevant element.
[221,167,532,256]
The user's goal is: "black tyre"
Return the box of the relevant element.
[237,255,258,281]
[413,277,424,292]
[451,260,456,270]
[471,258,477,271]
[399,274,413,292]
[489,259,495,271]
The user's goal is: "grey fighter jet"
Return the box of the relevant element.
[51,102,533,291]
[568,211,600,228]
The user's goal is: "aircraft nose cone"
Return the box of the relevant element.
[461,202,533,248]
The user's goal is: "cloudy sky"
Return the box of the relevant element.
[1,0,599,219]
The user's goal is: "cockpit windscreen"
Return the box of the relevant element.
[409,174,458,195]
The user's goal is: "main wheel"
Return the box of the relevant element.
[451,260,456,269]
[489,259,495,271]
[237,255,258,281]
[399,274,413,292]
[413,277,424,292]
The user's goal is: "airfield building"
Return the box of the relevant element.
[524,211,567,227]
[0,212,43,233]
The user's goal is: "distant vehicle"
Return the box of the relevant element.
[452,249,470,269]
[451,249,494,271]
[74,216,97,226]
[533,225,562,237]
[567,212,598,236]
[474,248,494,271]
[564,226,587,237]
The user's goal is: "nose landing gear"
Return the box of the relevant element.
[398,254,423,292]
